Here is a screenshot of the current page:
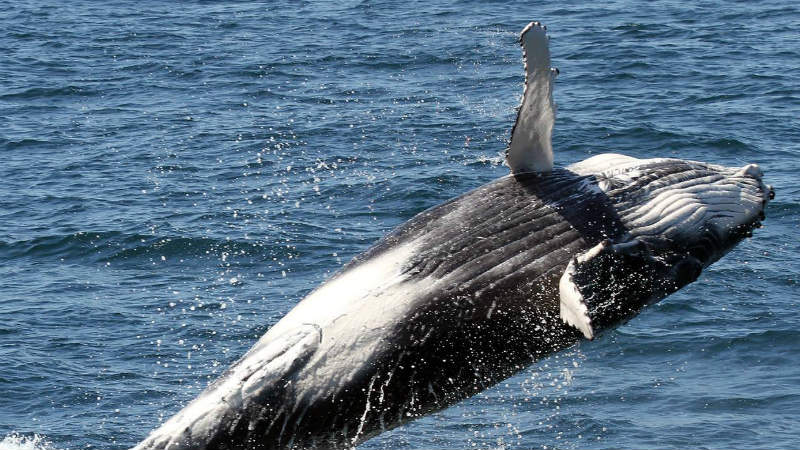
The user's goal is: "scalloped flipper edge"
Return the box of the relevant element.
[506,21,557,174]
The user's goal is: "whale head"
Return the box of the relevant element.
[560,153,773,339]
[573,153,771,261]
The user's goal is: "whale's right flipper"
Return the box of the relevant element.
[506,21,558,174]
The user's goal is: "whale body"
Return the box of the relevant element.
[133,22,772,450]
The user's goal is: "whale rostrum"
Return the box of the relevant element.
[132,22,772,450]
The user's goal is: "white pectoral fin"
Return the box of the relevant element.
[559,255,594,340]
[507,21,557,174]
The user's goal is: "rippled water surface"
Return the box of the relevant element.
[1,1,798,449]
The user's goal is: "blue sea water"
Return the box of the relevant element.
[1,0,798,449]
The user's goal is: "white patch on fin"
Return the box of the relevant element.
[559,258,594,339]
[558,242,608,340]
[507,21,557,174]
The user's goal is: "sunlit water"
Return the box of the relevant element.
[1,1,798,449]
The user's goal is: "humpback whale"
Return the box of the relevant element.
[133,22,772,450]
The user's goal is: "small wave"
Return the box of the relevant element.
[0,85,98,101]
[0,434,56,450]
[699,136,752,153]
[2,138,55,151]
[152,164,200,173]
[612,22,674,37]
[0,231,283,263]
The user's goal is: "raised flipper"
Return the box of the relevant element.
[559,239,703,339]
[506,21,558,174]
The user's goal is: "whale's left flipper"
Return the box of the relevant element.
[506,21,557,174]
[559,238,704,340]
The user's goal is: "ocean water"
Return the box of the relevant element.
[1,1,798,449]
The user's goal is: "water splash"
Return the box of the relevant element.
[0,434,57,450]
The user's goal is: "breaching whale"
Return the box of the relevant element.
[133,22,773,450]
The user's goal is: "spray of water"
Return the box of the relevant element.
[0,434,57,450]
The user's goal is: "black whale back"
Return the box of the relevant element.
[347,168,625,284]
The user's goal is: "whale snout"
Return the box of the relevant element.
[737,163,774,204]
[724,162,772,244]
